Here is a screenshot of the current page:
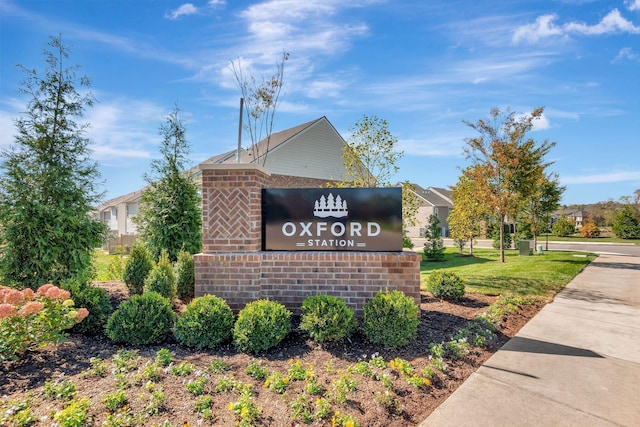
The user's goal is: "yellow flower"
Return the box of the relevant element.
[345,420,355,427]
[227,402,235,411]
[241,406,248,419]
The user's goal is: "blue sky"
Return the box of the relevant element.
[1,0,639,205]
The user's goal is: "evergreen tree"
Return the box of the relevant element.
[0,35,107,289]
[551,216,575,237]
[423,214,445,261]
[612,205,640,239]
[135,106,201,261]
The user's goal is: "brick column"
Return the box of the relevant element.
[195,165,271,306]
[199,164,270,253]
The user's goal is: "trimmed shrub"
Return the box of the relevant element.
[174,295,234,349]
[427,270,465,301]
[612,205,640,239]
[105,246,126,281]
[105,292,175,345]
[233,299,291,354]
[144,250,176,299]
[174,248,195,299]
[300,294,357,343]
[551,216,575,237]
[123,243,153,295]
[580,221,600,238]
[63,281,112,335]
[362,289,420,347]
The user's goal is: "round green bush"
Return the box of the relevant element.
[233,299,291,354]
[123,243,153,295]
[362,289,420,347]
[300,294,357,343]
[174,295,234,349]
[67,283,112,335]
[427,270,466,301]
[144,250,176,299]
[105,292,175,345]
[174,248,195,299]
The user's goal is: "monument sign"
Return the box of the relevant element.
[262,187,402,251]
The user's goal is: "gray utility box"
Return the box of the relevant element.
[518,240,531,256]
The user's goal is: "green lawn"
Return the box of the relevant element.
[421,248,597,297]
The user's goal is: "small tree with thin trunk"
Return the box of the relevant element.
[230,52,288,165]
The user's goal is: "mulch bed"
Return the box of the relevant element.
[0,281,543,426]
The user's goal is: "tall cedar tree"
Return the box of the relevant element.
[0,36,107,289]
[463,107,555,262]
[336,115,420,245]
[135,106,201,261]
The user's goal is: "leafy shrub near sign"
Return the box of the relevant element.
[174,295,234,349]
[123,242,153,295]
[62,280,112,335]
[300,294,357,343]
[427,270,466,301]
[362,289,420,347]
[174,248,195,299]
[144,250,176,299]
[233,299,292,354]
[106,292,175,345]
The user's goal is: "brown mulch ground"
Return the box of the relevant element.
[0,281,544,426]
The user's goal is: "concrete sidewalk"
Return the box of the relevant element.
[420,253,640,427]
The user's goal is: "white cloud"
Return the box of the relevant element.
[513,9,640,44]
[626,0,640,11]
[613,47,640,62]
[237,1,369,61]
[562,170,640,184]
[515,111,551,131]
[398,134,464,158]
[513,14,565,44]
[166,3,198,20]
[84,98,166,162]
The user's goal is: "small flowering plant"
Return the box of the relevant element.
[0,284,89,361]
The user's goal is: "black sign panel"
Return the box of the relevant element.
[262,187,402,251]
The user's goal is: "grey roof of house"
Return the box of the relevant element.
[409,184,454,207]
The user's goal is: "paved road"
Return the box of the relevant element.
[412,238,640,257]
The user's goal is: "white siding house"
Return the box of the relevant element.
[97,116,349,239]
[404,185,454,238]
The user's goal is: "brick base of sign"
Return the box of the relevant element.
[194,251,421,315]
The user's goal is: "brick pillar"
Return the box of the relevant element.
[199,164,271,253]
[195,164,271,305]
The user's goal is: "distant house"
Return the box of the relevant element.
[95,189,144,236]
[96,116,349,239]
[551,208,586,230]
[403,184,453,238]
